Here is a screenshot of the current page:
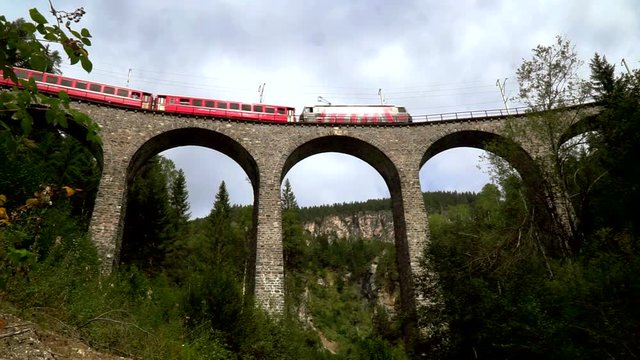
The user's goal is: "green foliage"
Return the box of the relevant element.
[588,54,640,236]
[299,198,391,222]
[278,181,408,356]
[1,18,63,74]
[486,36,604,257]
[284,227,403,356]
[514,35,590,110]
[281,182,306,272]
[121,155,173,273]
[424,52,640,357]
[210,181,231,219]
[202,181,248,277]
[169,169,191,224]
[1,5,99,148]
[1,197,327,359]
[0,126,99,284]
[298,191,476,223]
[427,179,640,358]
[281,179,298,210]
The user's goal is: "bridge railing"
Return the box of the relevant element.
[410,98,596,123]
[411,106,530,122]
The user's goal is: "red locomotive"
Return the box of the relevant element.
[0,67,411,124]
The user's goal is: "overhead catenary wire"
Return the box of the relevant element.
[56,63,518,114]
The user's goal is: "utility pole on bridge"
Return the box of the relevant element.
[496,78,509,114]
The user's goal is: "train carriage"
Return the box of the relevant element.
[155,94,296,122]
[0,67,153,109]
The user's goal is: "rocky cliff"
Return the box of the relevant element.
[302,210,394,242]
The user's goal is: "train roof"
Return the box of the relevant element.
[306,104,400,107]
[156,93,294,108]
[2,67,152,93]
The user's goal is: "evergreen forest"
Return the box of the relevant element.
[1,6,639,359]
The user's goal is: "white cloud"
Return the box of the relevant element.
[421,148,491,193]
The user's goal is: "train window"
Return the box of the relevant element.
[265,107,275,114]
[179,98,190,105]
[397,107,407,113]
[31,73,43,82]
[253,105,263,112]
[45,75,58,84]
[277,108,285,115]
[229,103,240,110]
[169,98,175,104]
[15,70,28,79]
[193,99,202,106]
[117,89,129,97]
[205,100,214,107]
[241,104,251,111]
[75,81,87,89]
[60,78,72,87]
[217,101,228,109]
[89,83,101,92]
[104,86,115,94]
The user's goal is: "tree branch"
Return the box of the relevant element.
[0,328,31,339]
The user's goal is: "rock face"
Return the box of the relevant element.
[303,211,394,242]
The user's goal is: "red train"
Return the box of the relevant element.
[0,67,412,124]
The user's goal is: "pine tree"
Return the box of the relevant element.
[281,180,306,270]
[121,156,172,273]
[281,179,299,210]
[589,54,640,236]
[161,168,192,279]
[210,181,231,220]
[169,169,190,225]
[158,156,179,190]
[204,181,246,274]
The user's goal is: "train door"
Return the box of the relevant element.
[141,93,153,110]
[156,95,166,111]
[288,108,296,122]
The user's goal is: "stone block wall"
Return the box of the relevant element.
[74,101,596,330]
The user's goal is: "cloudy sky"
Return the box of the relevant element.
[5,1,639,218]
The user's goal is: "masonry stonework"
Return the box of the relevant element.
[76,101,598,337]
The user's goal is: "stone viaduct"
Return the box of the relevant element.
[72,101,598,331]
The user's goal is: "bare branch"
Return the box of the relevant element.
[0,328,31,339]
[76,317,151,336]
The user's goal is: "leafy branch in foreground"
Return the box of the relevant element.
[1,3,99,146]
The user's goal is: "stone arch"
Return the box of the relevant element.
[558,111,601,146]
[30,107,104,169]
[421,130,537,179]
[127,127,258,189]
[116,127,260,279]
[280,135,418,331]
[420,129,567,254]
[282,135,400,187]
